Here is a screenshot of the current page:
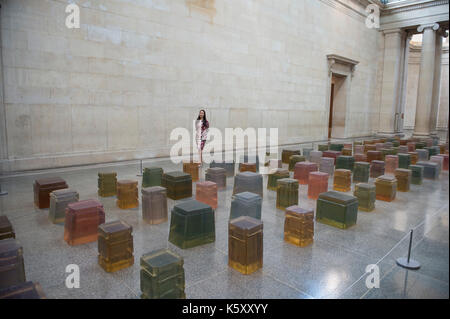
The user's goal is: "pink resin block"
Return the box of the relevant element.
[354,154,368,162]
[437,154,448,171]
[407,142,416,152]
[308,172,329,200]
[322,151,341,165]
[195,181,218,209]
[385,155,399,175]
[354,145,365,155]
[294,162,318,185]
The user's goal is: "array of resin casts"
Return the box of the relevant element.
[353,183,375,212]
[196,181,218,209]
[142,167,163,188]
[230,192,262,220]
[33,177,68,209]
[48,189,79,224]
[116,180,139,209]
[284,206,314,247]
[228,216,263,275]
[98,172,117,197]
[142,186,168,225]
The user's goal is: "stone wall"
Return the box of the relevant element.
[0,0,382,172]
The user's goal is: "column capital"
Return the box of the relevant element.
[417,23,439,33]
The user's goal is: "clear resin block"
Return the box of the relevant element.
[294,162,318,185]
[162,171,192,200]
[98,172,117,197]
[168,200,215,249]
[233,172,263,197]
[408,152,418,165]
[395,168,412,192]
[289,155,306,171]
[308,171,329,200]
[384,155,399,175]
[354,145,365,154]
[335,156,355,171]
[282,149,300,164]
[49,189,79,224]
[309,151,323,165]
[140,249,185,299]
[228,216,263,275]
[239,162,257,173]
[430,156,443,175]
[416,161,439,180]
[416,149,429,162]
[353,162,370,183]
[98,220,134,272]
[64,200,105,246]
[316,191,358,229]
[398,153,411,169]
[0,281,46,299]
[183,161,200,182]
[276,178,299,210]
[322,150,342,165]
[116,180,139,209]
[142,167,163,188]
[409,165,424,185]
[333,169,351,192]
[370,160,385,178]
[230,192,262,220]
[353,183,375,212]
[0,238,26,289]
[196,181,218,209]
[375,175,397,202]
[319,157,335,176]
[284,206,314,247]
[437,154,448,171]
[0,216,15,240]
[205,167,227,189]
[142,186,168,225]
[210,161,235,177]
[367,151,382,163]
[267,169,290,191]
[302,148,313,161]
[33,177,68,209]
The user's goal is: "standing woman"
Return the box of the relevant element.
[196,109,209,166]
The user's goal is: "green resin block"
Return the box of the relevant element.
[381,148,397,160]
[230,192,262,220]
[318,144,329,152]
[140,249,185,299]
[288,155,305,171]
[392,141,400,147]
[408,165,424,185]
[398,154,411,169]
[162,171,192,200]
[142,167,163,188]
[353,162,370,183]
[335,156,355,171]
[415,142,425,149]
[267,169,290,191]
[353,183,375,212]
[329,143,344,152]
[282,149,300,164]
[425,147,438,157]
[316,191,358,229]
[168,200,215,249]
[276,178,299,210]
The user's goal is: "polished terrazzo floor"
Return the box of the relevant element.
[0,156,448,299]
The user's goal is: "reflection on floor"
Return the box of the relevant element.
[0,158,448,299]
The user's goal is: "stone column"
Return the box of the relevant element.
[0,4,8,162]
[378,29,406,136]
[430,30,446,136]
[397,32,413,133]
[413,23,440,137]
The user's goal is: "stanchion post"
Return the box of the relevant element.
[137,159,143,177]
[396,229,421,270]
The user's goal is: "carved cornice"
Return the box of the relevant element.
[381,0,449,16]
[327,54,360,77]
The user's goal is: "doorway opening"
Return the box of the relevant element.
[328,73,348,139]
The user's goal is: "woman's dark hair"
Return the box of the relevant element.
[197,109,207,125]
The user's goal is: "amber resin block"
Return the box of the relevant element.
[289,155,305,171]
[309,151,323,165]
[384,155,399,175]
[140,249,185,299]
[282,149,300,164]
[308,171,329,200]
[168,200,215,249]
[183,161,200,182]
[437,154,449,171]
[117,180,139,209]
[370,160,385,178]
[205,167,227,189]
[322,150,342,165]
[408,152,418,165]
[353,183,375,212]
[364,144,376,153]
[319,157,335,176]
[375,175,397,202]
[142,167,163,188]
[367,151,382,163]
[0,216,15,240]
[0,281,46,299]
[98,220,134,273]
[162,171,192,200]
[233,172,263,197]
[210,161,235,177]
[354,153,368,163]
[239,162,257,173]
[142,186,168,225]
[0,238,26,289]
[395,168,412,192]
[33,177,68,209]
[267,168,290,191]
[283,206,314,247]
[333,169,351,192]
[64,200,105,246]
[48,189,79,224]
[196,181,218,209]
[316,191,358,229]
[228,216,263,275]
[353,162,370,184]
[342,148,352,156]
[276,178,299,210]
[97,172,117,197]
[294,162,318,185]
